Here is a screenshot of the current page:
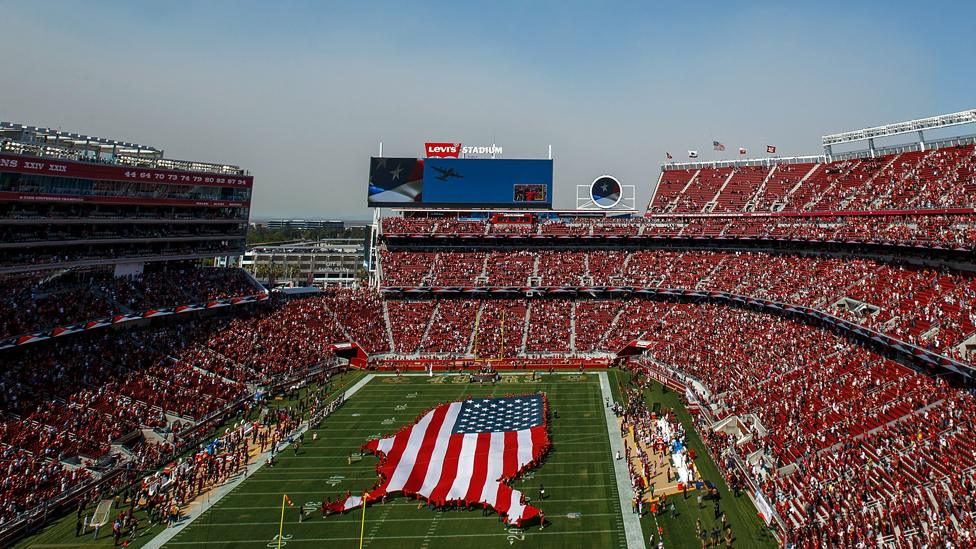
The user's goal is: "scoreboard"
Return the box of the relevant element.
[368,158,553,208]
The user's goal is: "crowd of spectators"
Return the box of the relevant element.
[0,288,382,527]
[0,249,973,545]
[649,144,975,214]
[381,214,976,250]
[381,250,976,362]
[0,266,262,340]
[625,303,976,547]
[0,241,245,272]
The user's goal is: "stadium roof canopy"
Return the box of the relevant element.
[1,121,247,175]
[0,121,161,156]
[822,109,976,147]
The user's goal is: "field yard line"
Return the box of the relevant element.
[276,435,605,445]
[205,496,623,511]
[339,403,601,414]
[141,374,376,549]
[368,372,601,378]
[161,529,621,545]
[172,511,624,526]
[228,479,620,496]
[598,371,647,549]
[263,449,610,462]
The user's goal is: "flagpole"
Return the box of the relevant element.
[277,494,286,549]
[358,493,367,549]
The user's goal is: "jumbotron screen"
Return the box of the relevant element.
[367,157,553,208]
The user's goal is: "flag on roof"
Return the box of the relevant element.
[688,150,699,158]
[666,152,673,160]
[767,145,777,154]
[739,147,747,155]
[712,141,725,151]
[326,394,550,526]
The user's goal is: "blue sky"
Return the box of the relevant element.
[3,1,974,218]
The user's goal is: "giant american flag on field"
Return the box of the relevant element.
[327,394,551,526]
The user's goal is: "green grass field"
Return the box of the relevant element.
[638,382,777,548]
[166,372,627,549]
[13,370,775,549]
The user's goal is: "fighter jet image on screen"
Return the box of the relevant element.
[432,166,463,181]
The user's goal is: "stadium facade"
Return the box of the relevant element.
[0,122,252,276]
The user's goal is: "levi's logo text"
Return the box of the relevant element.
[425,143,461,158]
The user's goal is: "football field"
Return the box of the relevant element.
[11,370,775,549]
[162,372,630,549]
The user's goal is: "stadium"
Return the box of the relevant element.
[3,5,976,549]
[1,107,974,549]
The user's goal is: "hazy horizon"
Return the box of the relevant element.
[3,0,974,218]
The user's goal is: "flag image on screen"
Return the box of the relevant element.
[368,157,424,205]
[327,394,551,526]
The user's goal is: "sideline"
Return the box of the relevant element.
[598,371,647,549]
[140,374,375,549]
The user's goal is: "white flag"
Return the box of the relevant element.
[688,150,699,158]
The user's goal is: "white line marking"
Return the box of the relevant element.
[598,372,647,549]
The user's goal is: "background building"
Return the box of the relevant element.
[266,219,344,231]
[239,239,364,287]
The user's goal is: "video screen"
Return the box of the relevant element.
[367,158,552,208]
[514,184,547,202]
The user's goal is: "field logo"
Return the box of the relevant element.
[506,527,525,544]
[267,534,293,547]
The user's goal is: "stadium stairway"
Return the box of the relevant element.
[569,301,577,353]
[798,159,860,210]
[466,301,484,355]
[180,357,238,386]
[703,168,737,212]
[415,301,440,355]
[777,163,821,211]
[89,284,134,315]
[742,164,777,211]
[381,300,395,351]
[200,346,264,384]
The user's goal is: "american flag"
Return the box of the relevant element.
[328,395,550,526]
[713,140,726,151]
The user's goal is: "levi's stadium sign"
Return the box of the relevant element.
[425,142,503,158]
